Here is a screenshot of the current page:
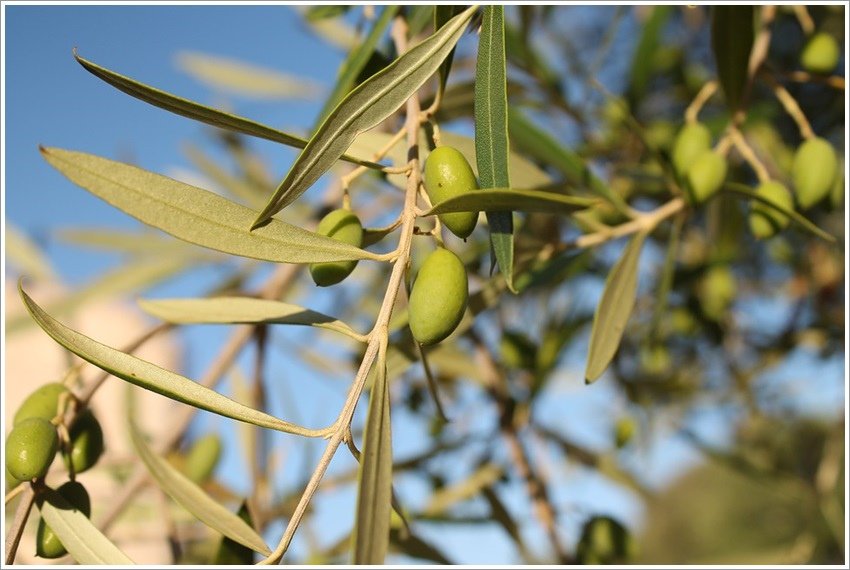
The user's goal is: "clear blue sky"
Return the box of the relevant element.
[4,4,842,565]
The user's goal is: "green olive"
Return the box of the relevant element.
[800,32,840,74]
[62,410,104,475]
[672,122,712,178]
[698,265,737,321]
[793,137,837,209]
[423,146,479,239]
[639,344,672,377]
[614,417,637,449]
[576,515,637,564]
[309,209,364,287]
[408,248,468,346]
[5,418,59,481]
[36,481,91,559]
[14,383,69,426]
[749,181,793,239]
[184,433,223,484]
[5,466,22,492]
[686,150,727,204]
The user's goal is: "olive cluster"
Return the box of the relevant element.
[5,383,104,558]
[671,122,839,240]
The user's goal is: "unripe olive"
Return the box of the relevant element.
[408,248,468,346]
[614,417,637,449]
[639,344,671,376]
[686,150,727,204]
[698,265,737,321]
[800,32,840,74]
[62,410,104,475]
[36,481,91,559]
[5,418,59,481]
[309,209,364,287]
[5,466,22,492]
[672,122,712,178]
[749,181,793,239]
[576,516,637,565]
[14,383,69,426]
[184,433,223,484]
[423,146,479,239]
[793,137,837,209]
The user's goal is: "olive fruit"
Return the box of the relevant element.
[614,417,637,449]
[423,146,479,239]
[36,481,91,559]
[800,32,840,74]
[792,137,837,209]
[14,383,69,426]
[408,248,468,346]
[698,265,737,321]
[686,150,727,204]
[576,515,637,564]
[309,209,364,287]
[671,122,712,178]
[5,417,59,481]
[62,410,104,475]
[639,344,672,376]
[184,433,222,484]
[749,181,793,239]
[5,466,22,492]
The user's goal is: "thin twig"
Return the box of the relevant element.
[762,72,815,140]
[4,485,35,564]
[684,81,718,124]
[729,127,771,183]
[793,5,815,35]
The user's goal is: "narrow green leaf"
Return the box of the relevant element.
[304,5,350,21]
[36,488,134,564]
[724,182,836,242]
[177,51,321,100]
[213,501,257,564]
[19,284,318,436]
[711,6,755,112]
[628,6,673,103]
[6,225,55,280]
[508,107,627,209]
[252,6,478,228]
[128,419,271,555]
[138,297,362,339]
[475,6,515,292]
[7,254,205,335]
[40,147,382,264]
[585,232,648,383]
[435,6,462,99]
[315,6,399,126]
[74,52,380,169]
[424,188,595,216]
[352,346,393,564]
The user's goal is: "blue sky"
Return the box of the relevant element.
[4,4,843,565]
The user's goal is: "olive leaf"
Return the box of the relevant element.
[424,188,595,216]
[138,296,363,340]
[177,51,321,99]
[213,501,257,564]
[314,5,399,126]
[74,52,380,169]
[40,147,382,264]
[128,418,271,555]
[475,6,515,292]
[585,231,649,383]
[6,224,55,281]
[251,5,478,228]
[352,346,393,564]
[435,5,463,100]
[711,6,755,112]
[19,283,320,437]
[36,488,135,565]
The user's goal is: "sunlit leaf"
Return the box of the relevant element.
[6,225,55,281]
[475,6,515,292]
[129,418,271,555]
[352,346,393,564]
[40,147,382,264]
[585,231,649,383]
[74,53,380,169]
[315,6,399,126]
[36,488,135,564]
[19,284,319,436]
[58,227,196,255]
[299,6,359,51]
[138,296,362,339]
[424,188,595,216]
[252,6,478,228]
[177,51,321,100]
